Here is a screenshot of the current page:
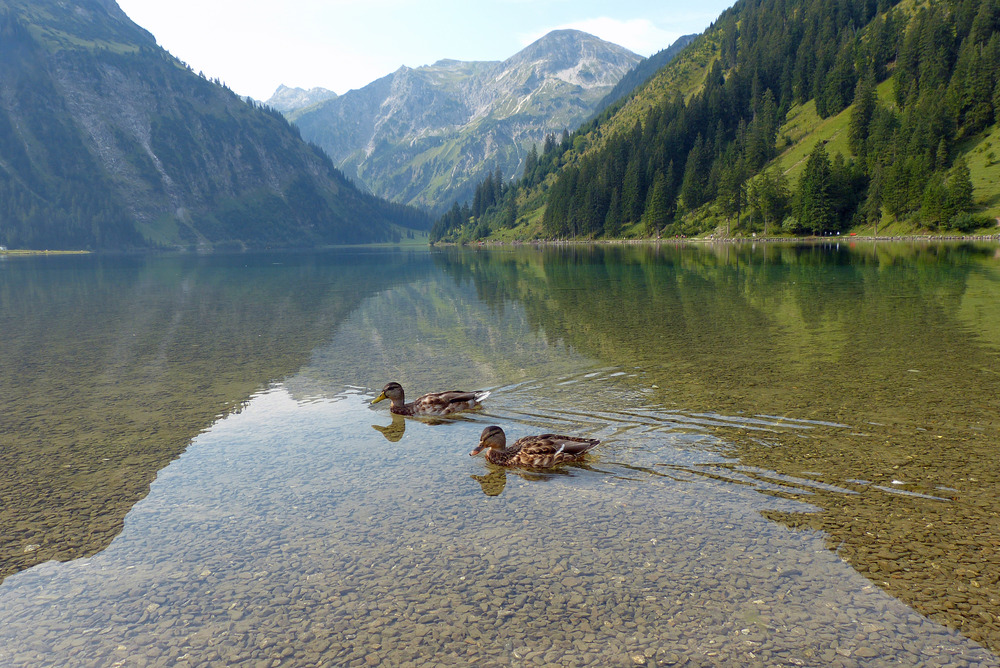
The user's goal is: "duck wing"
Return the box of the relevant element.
[411,390,489,415]
[512,434,600,467]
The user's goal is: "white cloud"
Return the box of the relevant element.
[520,17,680,56]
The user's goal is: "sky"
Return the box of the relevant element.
[114,0,736,101]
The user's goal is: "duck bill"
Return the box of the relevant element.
[372,391,387,404]
[469,443,488,456]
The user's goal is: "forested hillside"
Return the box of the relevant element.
[591,34,698,116]
[433,0,1000,242]
[0,0,427,251]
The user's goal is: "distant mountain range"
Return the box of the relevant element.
[0,0,426,251]
[282,30,642,213]
[266,85,337,113]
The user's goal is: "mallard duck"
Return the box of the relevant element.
[470,425,600,468]
[371,381,490,417]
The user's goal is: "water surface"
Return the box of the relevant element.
[1,243,998,666]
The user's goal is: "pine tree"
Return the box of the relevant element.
[543,133,556,156]
[605,188,623,237]
[863,168,885,235]
[945,157,974,218]
[622,158,644,224]
[796,143,836,234]
[748,167,791,236]
[679,135,709,211]
[524,144,539,184]
[935,138,949,170]
[995,75,1000,124]
[502,198,517,229]
[848,76,877,158]
[643,171,671,236]
[719,153,750,234]
[920,177,948,229]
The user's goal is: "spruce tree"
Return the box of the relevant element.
[945,157,975,218]
[719,154,749,234]
[995,76,1000,124]
[796,143,836,235]
[679,135,708,211]
[524,144,539,185]
[920,177,948,229]
[643,171,671,236]
[848,76,877,158]
[605,188,623,237]
[622,159,644,224]
[749,167,791,235]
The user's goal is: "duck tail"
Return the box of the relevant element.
[474,390,491,403]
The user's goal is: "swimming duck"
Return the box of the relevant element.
[371,381,490,417]
[470,425,600,468]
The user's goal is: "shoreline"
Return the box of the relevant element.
[4,233,999,254]
[0,249,91,256]
[439,232,1000,248]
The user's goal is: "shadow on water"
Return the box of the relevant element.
[433,240,1000,650]
[0,249,432,583]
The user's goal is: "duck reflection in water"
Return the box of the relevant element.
[472,468,508,496]
[471,465,591,497]
[371,413,407,442]
[371,412,486,443]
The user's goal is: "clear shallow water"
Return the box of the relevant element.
[1,243,999,666]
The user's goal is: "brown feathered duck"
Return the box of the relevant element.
[470,425,600,468]
[371,381,490,417]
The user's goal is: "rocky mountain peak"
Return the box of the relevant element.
[505,29,641,87]
[265,85,338,113]
[287,30,642,213]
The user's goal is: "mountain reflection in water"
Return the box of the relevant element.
[1,242,999,665]
[0,250,430,582]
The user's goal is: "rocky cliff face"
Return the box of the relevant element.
[0,0,420,250]
[287,30,641,213]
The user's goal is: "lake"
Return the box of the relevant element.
[1,242,998,667]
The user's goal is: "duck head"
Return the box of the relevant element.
[372,382,404,406]
[470,425,507,456]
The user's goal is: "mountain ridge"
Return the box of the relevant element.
[0,0,426,251]
[286,29,641,213]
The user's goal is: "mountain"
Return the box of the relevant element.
[434,0,1000,242]
[287,30,641,214]
[0,0,426,251]
[591,33,697,116]
[265,84,337,113]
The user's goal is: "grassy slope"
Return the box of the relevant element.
[962,125,1000,221]
[771,79,1000,234]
